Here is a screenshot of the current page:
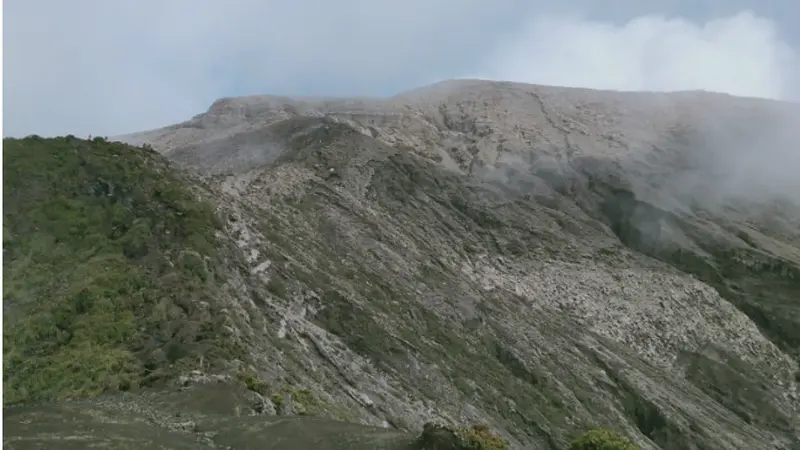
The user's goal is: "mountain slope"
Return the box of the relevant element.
[2,135,238,404]
[0,136,508,450]
[5,80,800,450]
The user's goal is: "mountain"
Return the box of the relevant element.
[4,80,800,450]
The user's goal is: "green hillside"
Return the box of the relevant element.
[2,136,234,404]
[1,135,645,450]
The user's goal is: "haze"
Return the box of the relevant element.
[4,0,800,138]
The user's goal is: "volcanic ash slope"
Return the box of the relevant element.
[110,81,800,449]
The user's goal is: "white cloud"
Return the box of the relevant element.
[480,11,799,100]
[4,1,799,138]
[3,0,522,138]
[477,11,800,210]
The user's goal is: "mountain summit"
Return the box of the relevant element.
[5,80,800,450]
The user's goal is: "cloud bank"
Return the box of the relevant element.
[481,11,799,100]
[4,1,799,137]
[477,11,800,212]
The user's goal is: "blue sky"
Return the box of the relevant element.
[4,0,800,137]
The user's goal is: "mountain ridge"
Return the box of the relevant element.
[6,79,800,449]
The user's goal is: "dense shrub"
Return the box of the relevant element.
[3,136,230,404]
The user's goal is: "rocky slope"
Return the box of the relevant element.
[5,80,800,450]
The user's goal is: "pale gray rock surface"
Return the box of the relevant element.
[18,80,800,449]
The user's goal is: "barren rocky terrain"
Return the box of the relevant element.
[5,80,800,449]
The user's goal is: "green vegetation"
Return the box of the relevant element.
[2,136,233,405]
[237,369,271,396]
[5,126,790,449]
[568,428,640,450]
[237,368,357,420]
[418,423,508,450]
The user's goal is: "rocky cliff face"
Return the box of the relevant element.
[6,80,800,450]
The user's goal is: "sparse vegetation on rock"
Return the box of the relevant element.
[568,429,640,450]
[4,80,800,449]
[418,422,508,450]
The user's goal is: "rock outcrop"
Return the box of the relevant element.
[5,80,800,450]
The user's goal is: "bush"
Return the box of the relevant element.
[2,136,227,405]
[569,428,640,450]
[418,422,508,450]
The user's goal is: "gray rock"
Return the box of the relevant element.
[23,80,800,449]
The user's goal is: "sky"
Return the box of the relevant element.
[4,0,800,137]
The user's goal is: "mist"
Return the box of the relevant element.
[6,1,800,219]
[5,2,800,138]
[481,11,799,100]
[647,99,800,219]
[473,92,800,226]
[471,10,800,215]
